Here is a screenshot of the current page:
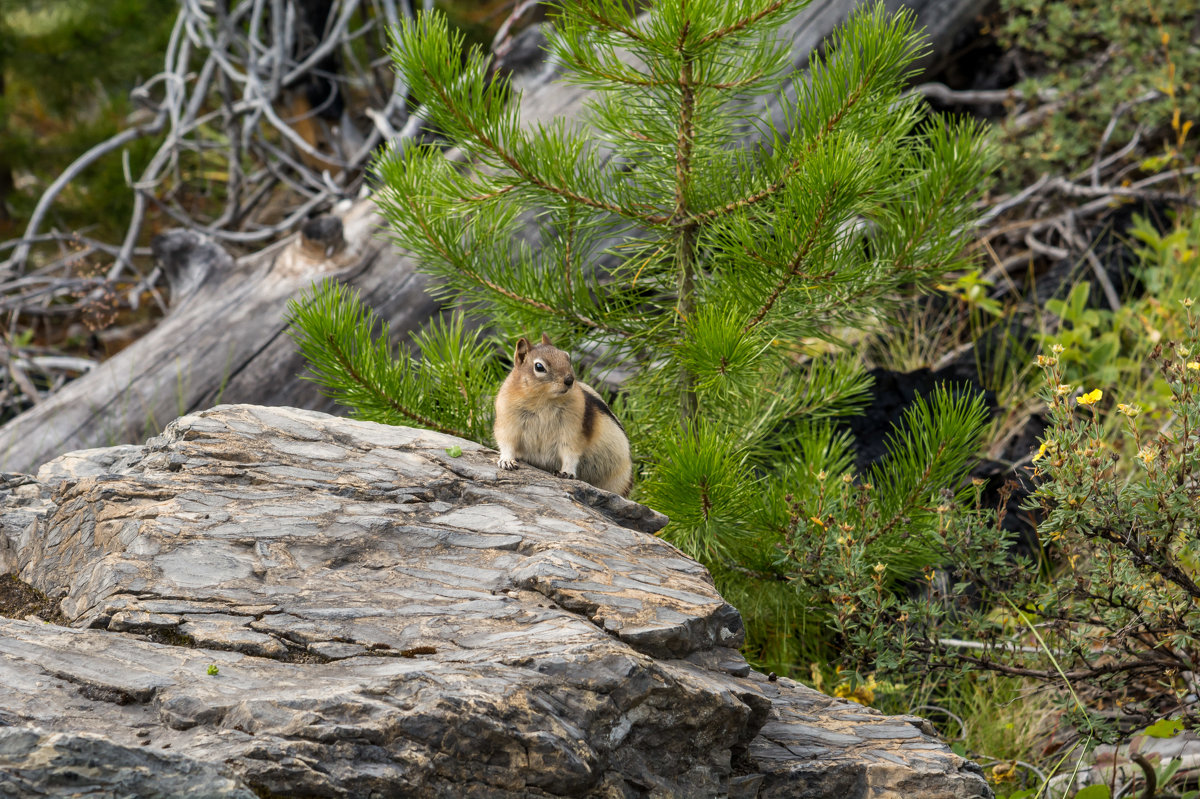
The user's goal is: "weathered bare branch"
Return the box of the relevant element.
[3,0,419,278]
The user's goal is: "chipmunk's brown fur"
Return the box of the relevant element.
[494,334,633,496]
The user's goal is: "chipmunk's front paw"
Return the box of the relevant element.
[498,458,519,471]
[556,470,577,480]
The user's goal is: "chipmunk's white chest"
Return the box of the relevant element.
[513,403,576,471]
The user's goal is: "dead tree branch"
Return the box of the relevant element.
[2,0,432,279]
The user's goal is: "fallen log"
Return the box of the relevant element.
[0,206,433,475]
[0,0,991,475]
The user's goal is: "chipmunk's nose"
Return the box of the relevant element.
[564,374,575,388]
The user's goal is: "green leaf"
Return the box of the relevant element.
[1158,758,1183,786]
[1068,282,1091,321]
[1142,717,1185,738]
[1140,154,1174,172]
[1073,785,1112,799]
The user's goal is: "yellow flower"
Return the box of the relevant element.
[1188,362,1200,371]
[873,562,886,574]
[1051,343,1064,355]
[834,674,877,706]
[1055,384,1072,396]
[1137,447,1157,466]
[1077,389,1103,406]
[811,516,826,529]
[1036,355,1058,367]
[1117,403,1141,417]
[992,761,1019,783]
[1033,441,1051,462]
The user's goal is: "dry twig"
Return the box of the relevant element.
[2,0,436,279]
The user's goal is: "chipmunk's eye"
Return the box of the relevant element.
[534,361,546,373]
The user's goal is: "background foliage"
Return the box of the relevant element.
[0,0,174,237]
[993,0,1196,190]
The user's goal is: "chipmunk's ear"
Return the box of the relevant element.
[540,333,553,347]
[514,338,531,363]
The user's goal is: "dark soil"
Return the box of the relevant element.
[0,573,68,624]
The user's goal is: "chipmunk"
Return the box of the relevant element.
[494,334,633,496]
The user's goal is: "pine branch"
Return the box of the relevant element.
[889,173,955,274]
[321,333,466,438]
[674,33,701,419]
[697,0,799,46]
[689,84,875,224]
[410,59,668,226]
[395,192,632,338]
[285,283,497,443]
[867,388,987,547]
[743,181,838,330]
[563,204,577,300]
[688,7,912,225]
[567,61,766,90]
[575,1,648,44]
[464,184,518,202]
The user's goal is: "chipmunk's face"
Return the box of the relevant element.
[514,335,576,398]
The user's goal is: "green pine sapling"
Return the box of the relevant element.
[287,0,994,674]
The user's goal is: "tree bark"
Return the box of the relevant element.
[0,0,990,476]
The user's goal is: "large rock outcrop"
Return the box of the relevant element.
[0,405,991,798]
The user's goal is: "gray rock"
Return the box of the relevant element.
[0,404,991,798]
[0,726,256,798]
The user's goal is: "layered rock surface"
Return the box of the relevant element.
[0,405,991,798]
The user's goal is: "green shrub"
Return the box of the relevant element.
[993,0,1197,191]
[1025,312,1200,730]
[1043,211,1200,428]
[839,289,1200,734]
